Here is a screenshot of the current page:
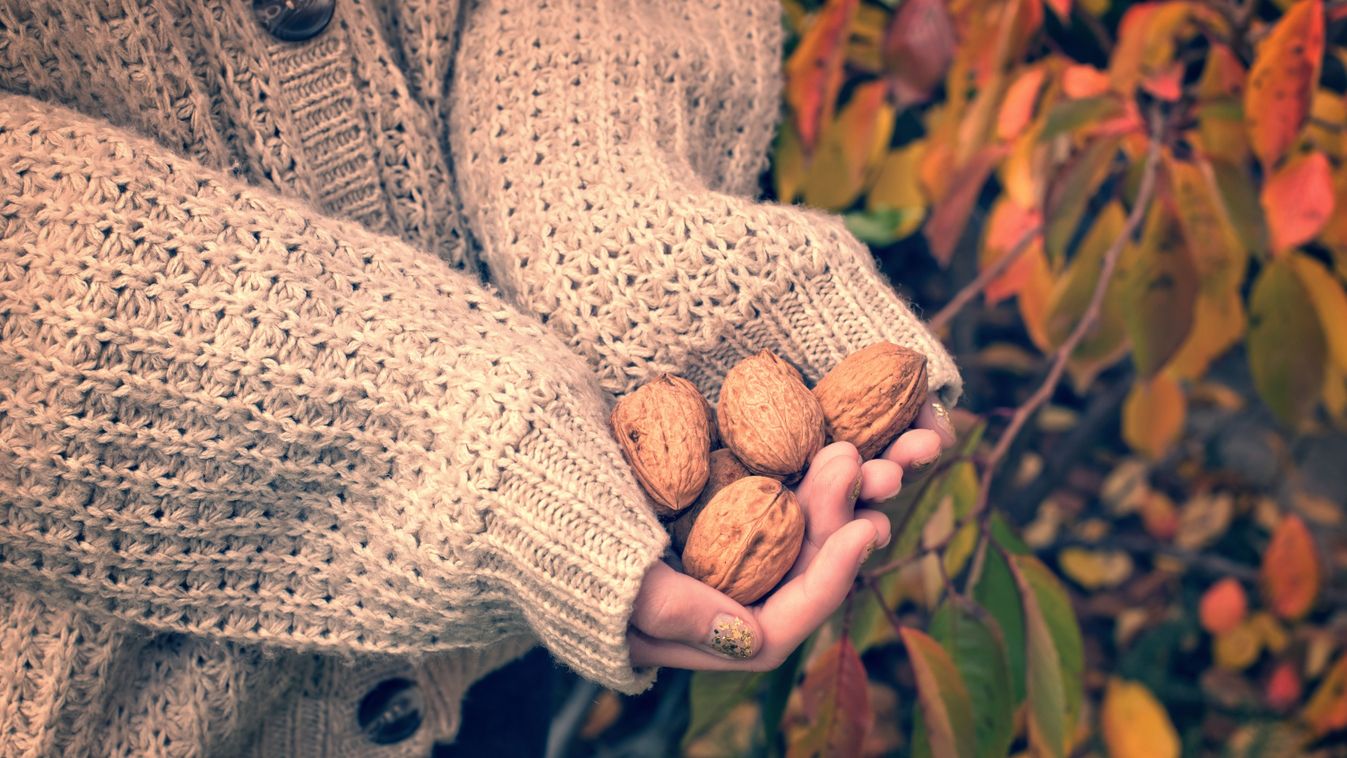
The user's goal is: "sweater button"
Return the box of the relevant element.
[357,677,424,745]
[252,0,335,42]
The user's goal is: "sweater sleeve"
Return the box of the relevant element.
[448,0,962,406]
[0,93,668,693]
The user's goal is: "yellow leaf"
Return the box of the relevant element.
[1123,372,1186,459]
[1289,252,1347,374]
[1017,241,1058,353]
[803,81,896,210]
[1261,513,1321,620]
[867,142,928,213]
[1166,153,1247,290]
[1305,89,1347,158]
[1058,548,1133,589]
[1303,654,1347,736]
[1000,121,1049,208]
[1045,202,1132,384]
[1248,611,1289,654]
[1101,679,1180,758]
[1245,0,1325,170]
[1168,290,1246,381]
[1122,192,1198,379]
[1214,620,1264,670]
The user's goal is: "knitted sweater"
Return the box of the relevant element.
[0,0,961,755]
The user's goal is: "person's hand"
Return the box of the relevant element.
[626,394,956,672]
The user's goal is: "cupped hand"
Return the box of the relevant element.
[626,394,956,672]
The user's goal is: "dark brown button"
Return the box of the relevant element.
[357,677,424,745]
[253,0,335,42]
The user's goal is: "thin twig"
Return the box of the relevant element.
[929,223,1043,333]
[960,111,1167,594]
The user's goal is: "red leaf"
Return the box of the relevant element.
[981,198,1044,304]
[901,627,978,758]
[1261,514,1321,620]
[1261,151,1335,255]
[1266,662,1303,712]
[925,146,1007,266]
[883,0,957,106]
[786,0,861,152]
[787,638,873,758]
[1198,578,1248,635]
[1245,0,1325,170]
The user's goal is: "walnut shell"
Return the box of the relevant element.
[717,351,826,483]
[682,476,805,605]
[610,374,712,517]
[813,342,928,460]
[668,448,751,553]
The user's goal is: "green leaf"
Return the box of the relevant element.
[1210,159,1268,259]
[1248,258,1328,427]
[1044,137,1121,263]
[683,671,766,749]
[761,641,809,752]
[1040,96,1123,141]
[973,543,1027,705]
[901,627,978,758]
[786,638,873,758]
[930,603,1015,758]
[845,206,926,245]
[1007,554,1085,758]
[1122,194,1198,378]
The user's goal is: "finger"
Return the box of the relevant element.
[855,508,892,550]
[629,628,762,671]
[858,458,903,502]
[792,441,859,508]
[880,428,942,474]
[914,398,957,449]
[796,452,863,550]
[759,520,878,644]
[629,563,763,660]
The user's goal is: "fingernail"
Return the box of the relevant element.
[909,454,939,474]
[848,474,864,505]
[861,541,877,564]
[931,401,956,444]
[709,614,756,659]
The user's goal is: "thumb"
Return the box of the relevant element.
[630,562,763,660]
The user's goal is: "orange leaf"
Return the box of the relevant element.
[925,145,1007,266]
[1196,44,1247,100]
[788,638,873,758]
[1245,0,1325,170]
[1140,61,1185,101]
[1304,655,1347,735]
[981,197,1044,303]
[1261,514,1321,620]
[1122,372,1186,459]
[998,67,1048,141]
[1261,151,1335,254]
[1018,244,1058,353]
[1045,0,1072,21]
[786,0,861,152]
[1062,64,1111,98]
[1199,578,1248,635]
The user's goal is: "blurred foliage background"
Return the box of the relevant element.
[545,1,1347,756]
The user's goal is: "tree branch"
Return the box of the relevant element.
[929,222,1043,333]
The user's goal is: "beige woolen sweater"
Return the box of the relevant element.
[0,0,962,754]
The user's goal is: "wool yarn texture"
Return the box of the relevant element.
[0,0,961,754]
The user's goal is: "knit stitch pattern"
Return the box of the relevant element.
[1,0,961,754]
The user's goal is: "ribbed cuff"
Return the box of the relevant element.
[682,222,963,407]
[478,398,670,694]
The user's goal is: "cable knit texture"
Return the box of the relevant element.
[0,0,961,755]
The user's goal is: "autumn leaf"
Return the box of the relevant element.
[925,145,1007,266]
[1266,662,1303,712]
[997,66,1048,141]
[1304,654,1347,736]
[980,197,1044,304]
[1018,243,1060,353]
[1261,151,1334,254]
[683,671,765,748]
[883,0,957,107]
[1247,258,1328,427]
[787,638,872,758]
[1045,0,1071,21]
[1122,192,1198,379]
[1045,202,1132,387]
[775,119,807,204]
[1261,513,1320,621]
[1062,64,1111,98]
[1122,372,1186,459]
[1245,0,1325,170]
[1008,553,1085,758]
[1044,136,1120,263]
[1288,252,1347,374]
[1198,577,1249,635]
[1058,548,1134,589]
[802,81,896,210]
[1102,679,1181,758]
[1110,3,1208,100]
[901,627,977,758]
[786,0,861,152]
[928,603,1016,758]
